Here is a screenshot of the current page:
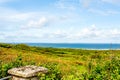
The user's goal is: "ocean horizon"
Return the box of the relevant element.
[18,43,120,50]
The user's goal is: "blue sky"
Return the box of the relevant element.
[0,0,120,43]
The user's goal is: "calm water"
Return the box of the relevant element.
[25,43,120,50]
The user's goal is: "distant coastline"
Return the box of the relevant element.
[12,43,120,50]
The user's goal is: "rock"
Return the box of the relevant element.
[8,65,48,78]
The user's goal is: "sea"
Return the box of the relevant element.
[24,43,120,50]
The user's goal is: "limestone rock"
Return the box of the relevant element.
[8,65,48,78]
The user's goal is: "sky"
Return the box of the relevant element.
[0,0,120,43]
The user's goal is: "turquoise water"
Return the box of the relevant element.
[25,43,120,50]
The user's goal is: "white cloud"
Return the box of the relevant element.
[66,25,99,39]
[109,29,120,38]
[80,0,92,8]
[21,17,48,29]
[8,13,36,22]
[0,7,38,22]
[55,0,76,10]
[0,7,51,30]
[101,0,120,4]
[0,32,5,40]
[80,0,120,7]
[1,24,120,43]
[46,25,120,42]
[88,8,120,15]
[48,30,68,38]
[0,0,15,3]
[72,26,120,40]
[0,5,72,30]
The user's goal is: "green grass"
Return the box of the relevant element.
[0,43,120,80]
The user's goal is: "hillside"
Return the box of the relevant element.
[0,43,120,80]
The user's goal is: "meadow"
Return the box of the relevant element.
[0,43,120,80]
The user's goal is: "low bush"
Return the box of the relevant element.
[13,44,30,51]
[0,43,13,48]
[82,57,120,80]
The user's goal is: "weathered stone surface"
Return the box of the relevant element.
[8,65,48,78]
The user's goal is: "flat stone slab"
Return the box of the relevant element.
[8,65,48,78]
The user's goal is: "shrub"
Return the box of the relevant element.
[0,43,13,48]
[82,57,120,80]
[39,62,62,80]
[13,44,30,51]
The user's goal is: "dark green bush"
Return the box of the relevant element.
[13,44,30,50]
[39,62,62,80]
[0,43,13,48]
[82,57,120,80]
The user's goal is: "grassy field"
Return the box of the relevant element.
[0,43,120,80]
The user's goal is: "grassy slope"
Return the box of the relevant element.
[0,43,120,79]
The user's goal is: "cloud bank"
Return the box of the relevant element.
[1,24,120,43]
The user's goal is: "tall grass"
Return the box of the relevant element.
[0,43,120,80]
